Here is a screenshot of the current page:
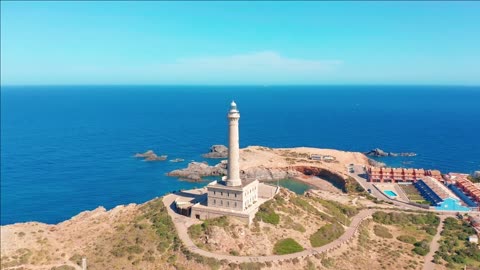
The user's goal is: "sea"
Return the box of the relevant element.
[1,85,479,225]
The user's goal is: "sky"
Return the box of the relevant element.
[1,1,479,86]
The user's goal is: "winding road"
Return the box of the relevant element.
[163,194,374,263]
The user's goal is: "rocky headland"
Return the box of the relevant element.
[364,148,416,157]
[134,150,167,161]
[168,146,371,191]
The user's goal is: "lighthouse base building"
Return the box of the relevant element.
[190,178,261,224]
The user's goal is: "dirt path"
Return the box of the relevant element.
[423,215,447,270]
[163,194,373,263]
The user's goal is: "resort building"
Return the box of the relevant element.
[414,176,459,205]
[367,166,442,183]
[449,173,480,205]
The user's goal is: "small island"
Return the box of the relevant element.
[134,150,167,161]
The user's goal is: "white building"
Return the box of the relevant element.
[469,235,479,244]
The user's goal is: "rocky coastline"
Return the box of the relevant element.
[167,161,227,181]
[364,148,416,157]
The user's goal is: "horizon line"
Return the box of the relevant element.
[2,84,480,88]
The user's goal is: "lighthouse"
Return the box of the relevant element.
[189,100,272,224]
[226,101,242,186]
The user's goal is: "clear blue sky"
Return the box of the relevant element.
[1,1,479,85]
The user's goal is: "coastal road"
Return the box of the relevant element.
[163,194,374,263]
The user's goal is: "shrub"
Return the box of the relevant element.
[310,222,345,247]
[397,235,416,244]
[373,225,393,238]
[321,257,335,268]
[273,238,304,255]
[69,254,83,266]
[413,240,430,256]
[239,262,264,270]
[425,226,437,236]
[255,203,280,225]
[50,266,75,270]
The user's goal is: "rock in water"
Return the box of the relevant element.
[364,148,388,157]
[202,145,228,158]
[134,150,155,158]
[134,150,167,161]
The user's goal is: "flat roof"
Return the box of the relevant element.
[207,179,258,191]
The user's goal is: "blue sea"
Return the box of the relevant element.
[1,86,479,225]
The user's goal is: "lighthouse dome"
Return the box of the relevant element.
[230,101,237,111]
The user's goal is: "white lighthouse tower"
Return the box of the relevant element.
[226,101,242,186]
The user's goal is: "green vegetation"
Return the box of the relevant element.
[315,198,358,224]
[188,216,230,240]
[435,217,480,269]
[372,211,439,236]
[397,235,417,244]
[140,198,178,253]
[282,215,306,232]
[373,224,393,238]
[400,184,432,205]
[310,222,345,247]
[412,240,430,256]
[345,176,365,194]
[468,175,480,183]
[273,238,304,255]
[255,199,280,225]
[290,196,319,214]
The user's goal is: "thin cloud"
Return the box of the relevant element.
[1,51,343,85]
[151,51,343,84]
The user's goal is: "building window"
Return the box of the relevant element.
[214,191,216,195]
[227,201,230,207]
[235,202,237,207]
[221,192,223,196]
[235,193,237,198]
[213,199,216,204]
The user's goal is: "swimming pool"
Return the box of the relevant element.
[384,190,397,197]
